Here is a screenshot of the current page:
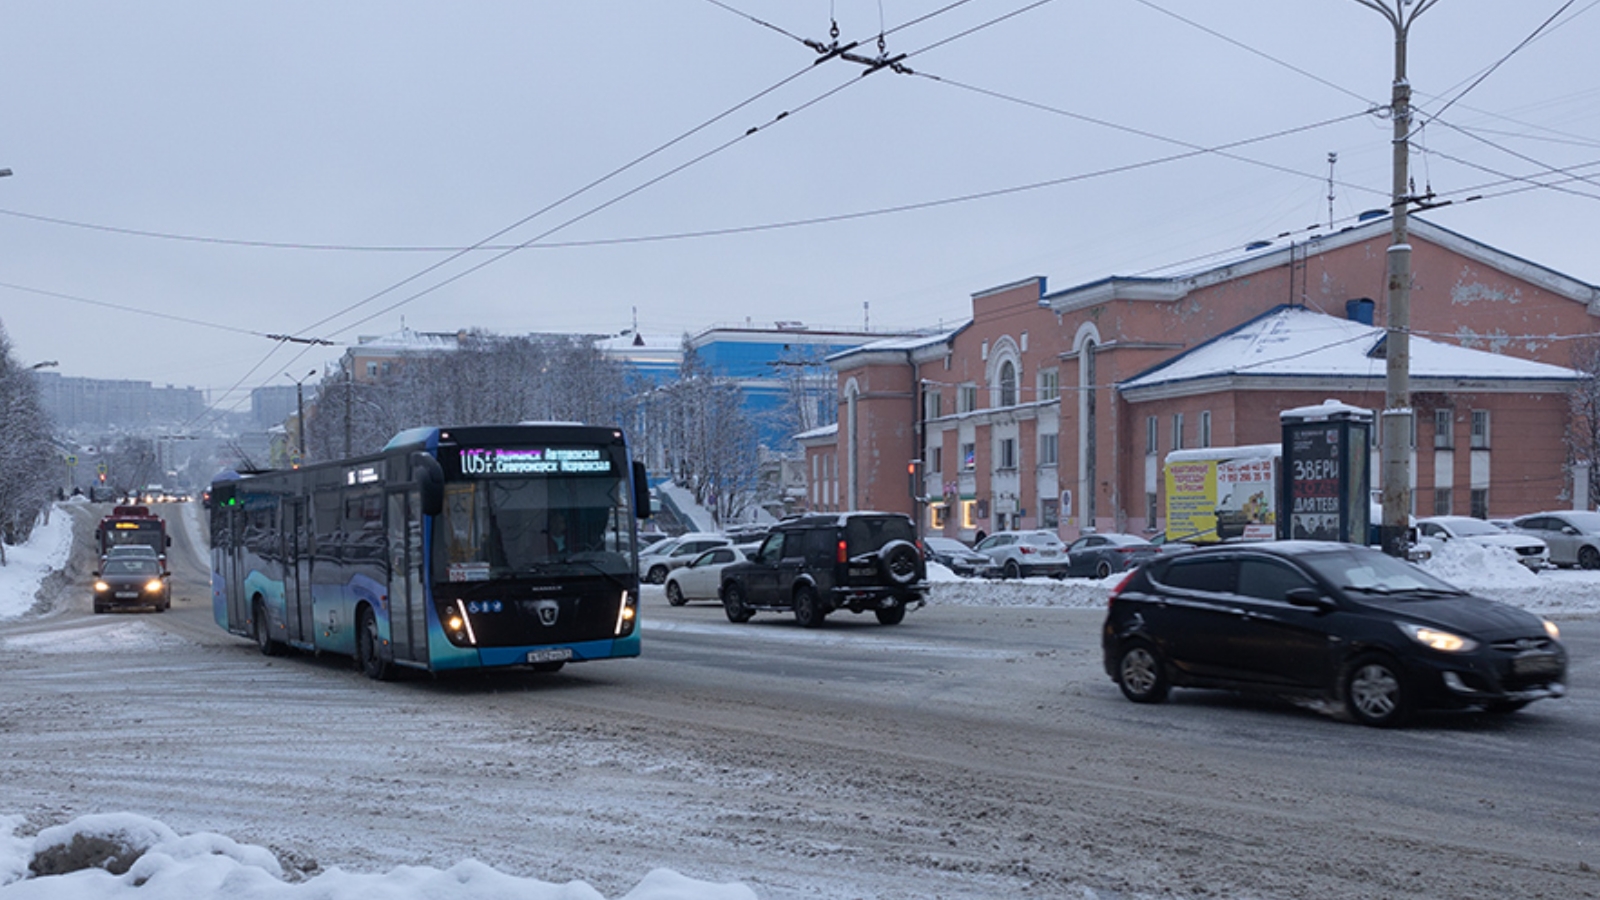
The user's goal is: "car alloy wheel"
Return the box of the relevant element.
[722,583,753,623]
[1344,654,1411,727]
[666,581,686,606]
[1116,641,1169,703]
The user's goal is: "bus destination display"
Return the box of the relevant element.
[459,446,613,476]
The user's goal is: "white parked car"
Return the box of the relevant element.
[637,533,733,584]
[664,545,751,606]
[974,530,1069,579]
[1415,515,1548,570]
[1510,511,1600,569]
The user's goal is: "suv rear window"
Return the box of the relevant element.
[844,517,916,555]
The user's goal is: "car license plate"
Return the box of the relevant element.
[115,592,138,599]
[1512,652,1561,676]
[527,648,573,665]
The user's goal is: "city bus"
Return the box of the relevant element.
[209,423,651,679]
[97,505,171,571]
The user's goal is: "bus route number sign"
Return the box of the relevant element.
[459,447,613,477]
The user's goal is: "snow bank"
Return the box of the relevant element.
[0,505,74,620]
[0,814,756,900]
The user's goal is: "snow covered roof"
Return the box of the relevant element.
[825,327,964,367]
[1119,305,1588,396]
[350,326,460,353]
[794,422,838,442]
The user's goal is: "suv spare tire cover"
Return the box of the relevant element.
[879,540,921,584]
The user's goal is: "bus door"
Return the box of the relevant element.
[386,489,428,664]
[219,504,249,632]
[283,497,314,644]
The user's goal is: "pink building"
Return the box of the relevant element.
[814,216,1597,541]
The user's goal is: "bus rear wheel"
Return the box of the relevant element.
[356,606,393,681]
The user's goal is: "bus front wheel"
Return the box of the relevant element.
[253,599,284,657]
[356,606,394,681]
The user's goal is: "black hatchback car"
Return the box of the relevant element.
[1102,541,1566,727]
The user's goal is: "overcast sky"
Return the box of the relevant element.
[2,1,1596,412]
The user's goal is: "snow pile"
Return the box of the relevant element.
[1421,539,1541,591]
[0,813,756,900]
[0,507,73,620]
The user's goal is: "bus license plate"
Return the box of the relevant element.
[527,648,572,664]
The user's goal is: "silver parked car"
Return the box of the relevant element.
[1510,511,1600,569]
[974,530,1069,579]
[1066,532,1160,579]
[638,533,733,584]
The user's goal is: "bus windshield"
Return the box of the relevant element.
[436,474,633,581]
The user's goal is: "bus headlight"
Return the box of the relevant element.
[614,591,637,636]
[442,601,477,646]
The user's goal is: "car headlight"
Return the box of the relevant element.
[1543,619,1561,641]
[94,581,110,593]
[1398,622,1478,653]
[145,579,164,593]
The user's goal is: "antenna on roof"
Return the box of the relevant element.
[863,301,870,331]
[1327,152,1337,230]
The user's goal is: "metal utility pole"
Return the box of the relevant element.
[286,369,315,463]
[1353,0,1439,557]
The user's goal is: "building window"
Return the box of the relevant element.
[960,499,978,529]
[365,362,378,378]
[998,437,1017,470]
[1038,369,1059,403]
[930,504,948,530]
[1146,492,1158,526]
[1199,411,1212,448]
[1434,486,1453,516]
[999,361,1018,407]
[1470,488,1488,519]
[1146,416,1158,455]
[1171,413,1184,451]
[1471,410,1490,449]
[924,390,942,420]
[1434,409,1453,449]
[1039,433,1058,467]
[958,384,978,413]
[929,446,943,474]
[1040,498,1059,528]
[960,442,976,471]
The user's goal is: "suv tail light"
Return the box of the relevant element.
[1019,545,1036,555]
[837,539,848,564]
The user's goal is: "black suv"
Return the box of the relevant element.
[718,512,927,627]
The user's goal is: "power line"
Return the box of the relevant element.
[1413,0,1580,137]
[0,281,269,338]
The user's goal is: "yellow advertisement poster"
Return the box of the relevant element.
[1164,445,1279,543]
[1165,460,1218,543]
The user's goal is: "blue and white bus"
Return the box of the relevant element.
[209,424,650,679]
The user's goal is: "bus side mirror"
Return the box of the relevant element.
[633,461,651,519]
[413,453,444,517]
[166,536,173,547]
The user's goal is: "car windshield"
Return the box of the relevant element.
[1444,518,1502,537]
[1299,547,1466,597]
[1103,534,1150,547]
[104,559,159,576]
[925,537,967,553]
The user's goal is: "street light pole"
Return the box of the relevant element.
[1353,0,1439,557]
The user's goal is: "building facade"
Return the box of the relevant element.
[817,216,1598,541]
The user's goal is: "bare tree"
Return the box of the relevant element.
[0,322,62,563]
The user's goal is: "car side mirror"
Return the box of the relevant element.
[1564,526,1579,535]
[92,571,100,578]
[1286,587,1335,611]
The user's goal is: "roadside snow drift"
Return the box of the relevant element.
[0,813,757,900]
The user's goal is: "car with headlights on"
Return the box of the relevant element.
[93,557,171,613]
[1102,541,1566,727]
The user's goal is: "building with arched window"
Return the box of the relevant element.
[809,216,1598,541]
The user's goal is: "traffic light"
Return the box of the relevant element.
[907,459,923,499]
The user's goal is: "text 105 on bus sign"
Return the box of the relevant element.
[461,447,612,476]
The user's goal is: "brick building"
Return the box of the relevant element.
[816,216,1597,541]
